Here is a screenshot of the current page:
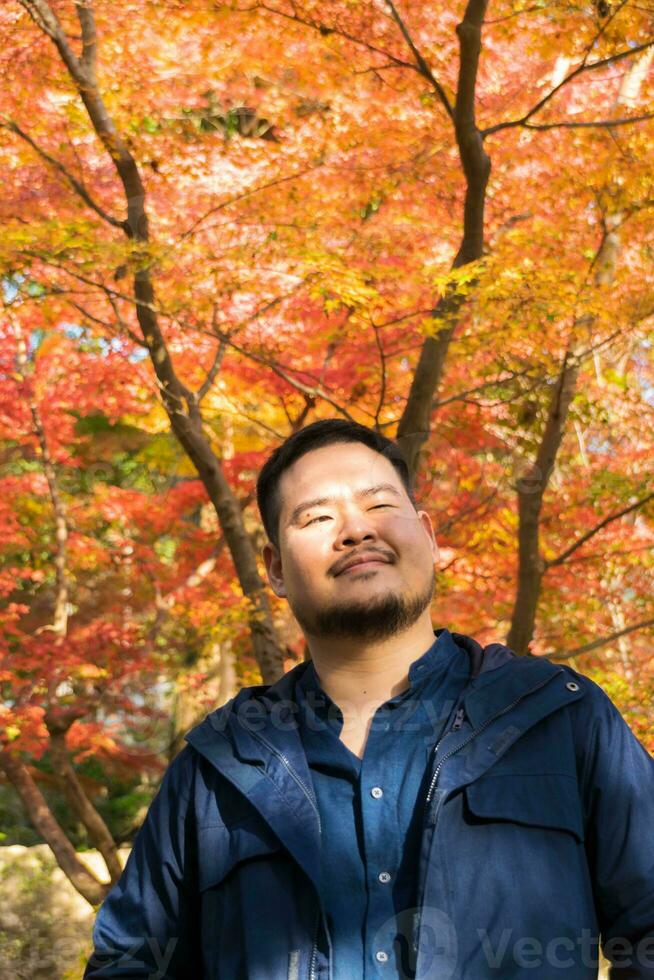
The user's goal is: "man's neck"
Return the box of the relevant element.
[305,617,437,718]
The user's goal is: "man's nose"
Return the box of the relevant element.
[334,508,379,547]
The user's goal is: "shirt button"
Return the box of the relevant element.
[375,950,389,963]
[370,786,383,799]
[378,871,392,883]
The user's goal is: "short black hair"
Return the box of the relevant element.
[256,418,416,549]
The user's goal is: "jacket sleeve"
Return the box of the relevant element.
[571,673,654,979]
[84,745,200,979]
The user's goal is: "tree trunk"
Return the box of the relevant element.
[505,50,649,654]
[397,0,490,477]
[12,320,124,886]
[46,726,123,885]
[507,356,580,654]
[21,0,285,682]
[167,640,238,762]
[0,749,109,907]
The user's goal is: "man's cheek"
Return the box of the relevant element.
[291,569,322,599]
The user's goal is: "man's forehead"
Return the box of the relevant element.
[280,443,403,506]
[278,444,403,517]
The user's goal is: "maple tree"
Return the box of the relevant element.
[0,308,272,899]
[0,0,653,900]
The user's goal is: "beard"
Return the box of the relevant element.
[291,566,436,642]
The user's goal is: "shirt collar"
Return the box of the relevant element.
[407,627,460,681]
[297,627,462,707]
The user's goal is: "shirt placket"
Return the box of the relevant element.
[361,700,406,977]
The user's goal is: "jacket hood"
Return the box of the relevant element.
[254,626,514,704]
[190,627,519,742]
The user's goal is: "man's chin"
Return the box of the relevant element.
[293,588,433,642]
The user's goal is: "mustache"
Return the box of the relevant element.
[329,548,395,576]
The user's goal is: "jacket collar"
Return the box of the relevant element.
[463,652,563,729]
[187,627,553,761]
[185,688,324,892]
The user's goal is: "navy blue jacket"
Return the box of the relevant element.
[84,632,654,979]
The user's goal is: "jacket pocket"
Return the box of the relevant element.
[464,772,585,842]
[197,818,283,891]
[197,819,294,979]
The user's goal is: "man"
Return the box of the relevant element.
[85,419,654,979]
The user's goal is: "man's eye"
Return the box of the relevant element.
[304,504,395,527]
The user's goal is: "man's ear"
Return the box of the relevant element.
[418,510,439,565]
[262,541,287,597]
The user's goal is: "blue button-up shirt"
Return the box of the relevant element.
[295,628,470,979]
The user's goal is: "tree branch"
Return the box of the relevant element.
[181,165,322,240]
[17,0,60,40]
[483,40,654,136]
[75,0,97,74]
[383,0,454,119]
[88,291,148,349]
[16,252,175,330]
[544,617,654,660]
[521,112,654,132]
[45,720,123,884]
[240,2,419,74]
[213,326,357,421]
[434,487,499,535]
[552,543,654,567]
[197,315,227,403]
[506,349,580,655]
[1,118,124,228]
[38,283,149,351]
[546,490,654,569]
[0,749,109,907]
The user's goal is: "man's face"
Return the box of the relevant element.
[262,442,439,642]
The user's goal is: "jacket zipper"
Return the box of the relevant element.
[412,669,566,977]
[425,668,563,805]
[250,729,325,979]
[215,719,327,977]
[309,910,319,980]
[451,707,465,731]
[250,730,322,835]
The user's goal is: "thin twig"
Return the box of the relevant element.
[483,40,654,136]
[543,618,654,660]
[546,490,654,568]
[383,0,454,119]
[2,118,123,228]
